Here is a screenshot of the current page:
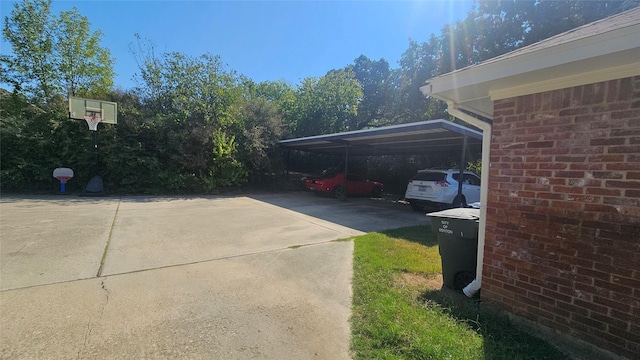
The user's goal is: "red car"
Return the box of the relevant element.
[305,173,383,198]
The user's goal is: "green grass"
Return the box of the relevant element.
[350,226,570,360]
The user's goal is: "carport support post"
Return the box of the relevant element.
[341,144,349,201]
[286,149,290,180]
[457,135,467,207]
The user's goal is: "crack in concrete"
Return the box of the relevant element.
[97,199,121,277]
[77,278,110,360]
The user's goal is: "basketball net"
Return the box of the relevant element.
[84,112,102,131]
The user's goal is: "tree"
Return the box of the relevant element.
[2,0,56,104]
[2,0,115,104]
[349,55,392,129]
[236,98,285,181]
[241,78,296,136]
[56,7,114,97]
[391,37,447,123]
[293,68,362,137]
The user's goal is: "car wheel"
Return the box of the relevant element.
[333,186,345,200]
[410,202,423,212]
[370,186,382,197]
[451,194,467,208]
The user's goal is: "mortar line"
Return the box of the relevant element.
[96,198,120,277]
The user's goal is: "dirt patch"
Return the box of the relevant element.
[394,272,443,290]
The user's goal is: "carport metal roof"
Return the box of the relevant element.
[278,119,482,156]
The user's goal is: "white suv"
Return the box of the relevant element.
[405,169,481,211]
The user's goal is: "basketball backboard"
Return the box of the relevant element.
[69,97,117,124]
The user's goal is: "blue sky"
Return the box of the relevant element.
[2,0,475,90]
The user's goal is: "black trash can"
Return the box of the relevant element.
[427,208,480,290]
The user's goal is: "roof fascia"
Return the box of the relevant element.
[426,23,640,96]
[490,60,640,100]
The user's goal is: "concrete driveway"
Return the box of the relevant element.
[0,192,428,359]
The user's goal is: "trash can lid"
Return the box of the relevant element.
[426,208,480,221]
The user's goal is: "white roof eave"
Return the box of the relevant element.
[422,19,640,119]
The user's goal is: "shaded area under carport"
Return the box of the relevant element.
[278,119,483,203]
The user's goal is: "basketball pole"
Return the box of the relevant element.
[93,130,98,175]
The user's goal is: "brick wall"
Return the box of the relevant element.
[483,76,640,359]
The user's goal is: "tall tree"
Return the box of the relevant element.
[241,78,296,136]
[349,55,392,129]
[293,68,362,137]
[2,0,114,104]
[2,0,56,104]
[392,37,447,123]
[56,7,114,97]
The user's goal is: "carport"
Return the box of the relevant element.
[278,119,483,202]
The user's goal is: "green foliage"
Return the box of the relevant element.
[467,158,482,176]
[56,7,114,97]
[349,55,392,129]
[206,130,247,190]
[293,68,363,136]
[2,0,114,103]
[236,98,285,182]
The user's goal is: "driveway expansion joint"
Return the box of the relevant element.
[97,199,120,277]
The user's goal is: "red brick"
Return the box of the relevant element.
[500,169,524,176]
[590,171,624,179]
[611,275,640,290]
[611,128,640,137]
[494,100,516,110]
[527,141,554,148]
[541,147,571,155]
[512,163,538,170]
[552,186,584,194]
[585,188,621,196]
[628,154,640,162]
[511,176,537,184]
[566,195,600,203]
[573,298,608,315]
[594,279,634,295]
[626,189,640,198]
[609,145,640,153]
[555,155,587,162]
[572,313,609,331]
[543,132,572,140]
[568,178,601,187]
[585,204,619,213]
[538,163,567,170]
[542,289,573,305]
[606,162,640,170]
[554,171,585,178]
[611,109,640,119]
[590,138,626,146]
[605,180,640,189]
[559,107,589,116]
[587,154,625,162]
[570,146,605,155]
[609,325,640,342]
[570,162,604,170]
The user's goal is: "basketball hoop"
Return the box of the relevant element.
[84,112,102,131]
